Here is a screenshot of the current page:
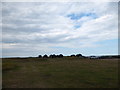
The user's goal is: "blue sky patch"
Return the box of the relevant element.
[67,13,97,20]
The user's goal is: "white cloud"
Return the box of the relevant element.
[2,2,118,56]
[1,0,119,2]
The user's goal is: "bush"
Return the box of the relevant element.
[38,55,42,58]
[43,54,48,58]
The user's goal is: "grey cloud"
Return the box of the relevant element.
[2,2,118,57]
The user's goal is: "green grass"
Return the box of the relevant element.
[2,57,118,88]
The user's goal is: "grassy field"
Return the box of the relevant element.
[2,57,118,88]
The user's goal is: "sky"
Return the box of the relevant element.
[1,1,118,57]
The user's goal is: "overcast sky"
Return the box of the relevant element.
[2,2,118,57]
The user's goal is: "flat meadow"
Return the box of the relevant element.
[2,57,118,88]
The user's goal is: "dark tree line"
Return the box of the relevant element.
[38,54,119,59]
[38,54,83,58]
[49,54,63,58]
[98,55,120,59]
[38,54,63,58]
[71,54,82,57]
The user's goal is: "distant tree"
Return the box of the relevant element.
[43,54,48,58]
[51,54,56,58]
[49,54,55,58]
[38,55,42,58]
[59,54,63,58]
[71,54,75,57]
[56,55,59,57]
[76,54,82,57]
[49,54,53,58]
[49,54,63,58]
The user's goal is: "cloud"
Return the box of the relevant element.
[1,0,119,2]
[2,2,118,57]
